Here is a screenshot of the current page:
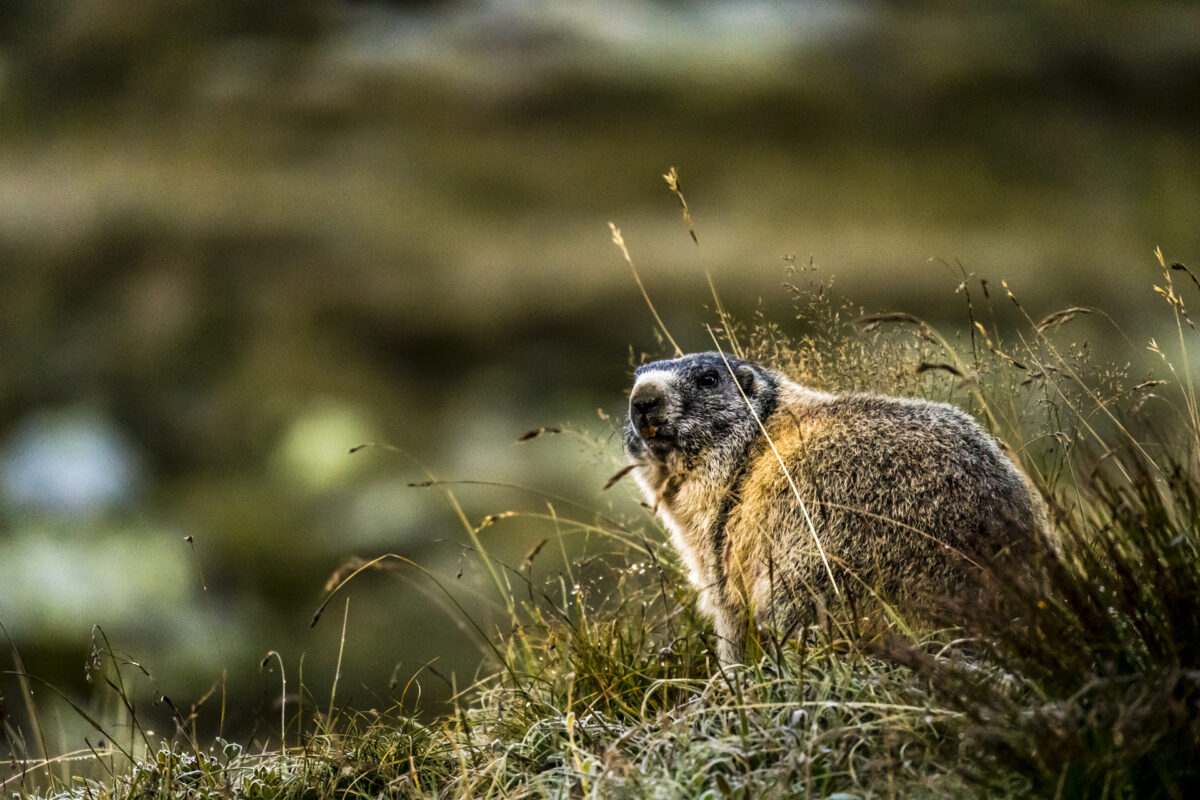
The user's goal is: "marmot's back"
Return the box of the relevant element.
[729,391,1036,611]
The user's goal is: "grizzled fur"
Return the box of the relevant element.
[624,352,1040,667]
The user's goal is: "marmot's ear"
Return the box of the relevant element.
[734,364,757,396]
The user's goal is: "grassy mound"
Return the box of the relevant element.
[6,250,1200,799]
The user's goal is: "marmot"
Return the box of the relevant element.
[623,352,1040,666]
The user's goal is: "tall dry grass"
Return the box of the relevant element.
[5,213,1199,798]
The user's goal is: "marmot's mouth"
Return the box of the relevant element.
[638,425,676,455]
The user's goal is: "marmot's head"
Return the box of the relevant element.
[624,352,778,464]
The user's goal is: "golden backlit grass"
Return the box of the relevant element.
[7,232,1200,798]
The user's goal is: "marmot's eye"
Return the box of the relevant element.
[696,371,720,389]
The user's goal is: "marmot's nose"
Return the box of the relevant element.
[630,383,667,436]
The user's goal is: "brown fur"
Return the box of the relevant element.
[624,353,1042,666]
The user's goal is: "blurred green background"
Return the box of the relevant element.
[2,0,1198,752]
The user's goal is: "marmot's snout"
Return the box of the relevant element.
[630,381,670,443]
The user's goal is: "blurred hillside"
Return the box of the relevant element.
[2,0,1198,749]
